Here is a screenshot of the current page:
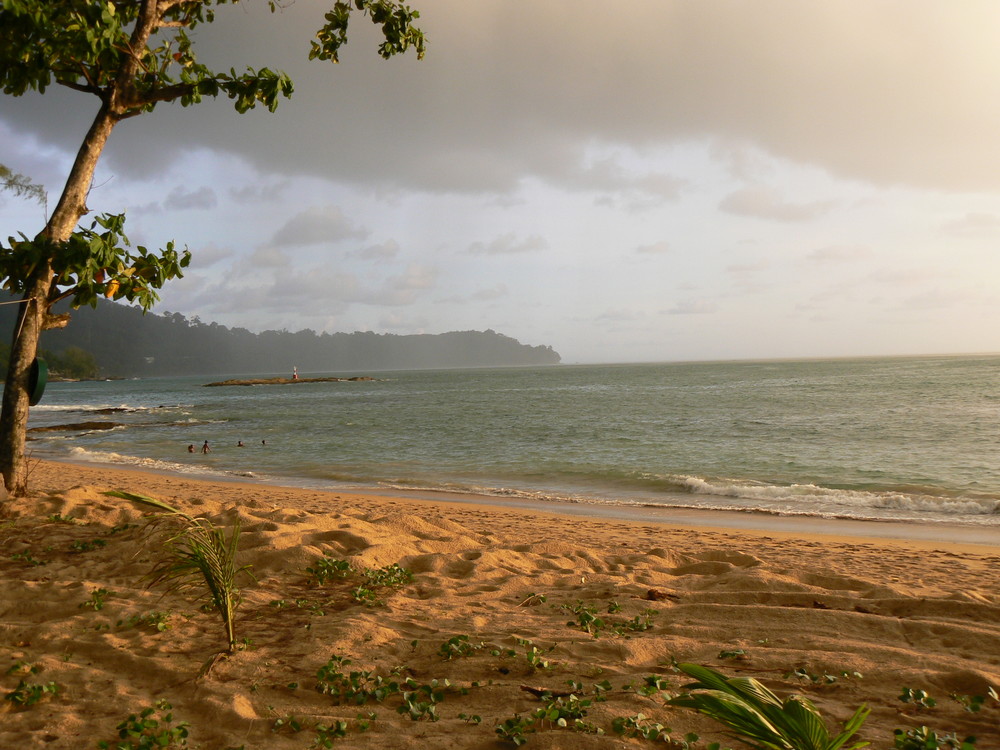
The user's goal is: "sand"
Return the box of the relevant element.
[1,460,998,749]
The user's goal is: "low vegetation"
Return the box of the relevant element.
[3,497,994,749]
[104,491,253,654]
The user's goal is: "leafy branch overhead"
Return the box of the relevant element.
[0,1,424,117]
[2,213,191,316]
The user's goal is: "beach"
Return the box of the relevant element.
[2,460,998,748]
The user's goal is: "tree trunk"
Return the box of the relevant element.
[0,1,176,497]
[0,274,53,495]
[0,103,117,496]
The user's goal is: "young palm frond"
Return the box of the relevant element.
[105,490,254,653]
[667,663,870,750]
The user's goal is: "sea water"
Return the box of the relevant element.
[24,355,1000,527]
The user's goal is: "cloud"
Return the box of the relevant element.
[636,241,670,255]
[467,232,547,255]
[230,179,291,204]
[383,264,438,305]
[187,243,235,268]
[941,212,1000,237]
[665,300,717,315]
[379,312,428,331]
[271,206,369,246]
[726,261,770,276]
[243,246,290,270]
[353,239,400,262]
[869,267,947,286]
[164,185,217,211]
[553,156,685,205]
[11,1,1000,195]
[719,185,835,222]
[806,245,872,262]
[471,284,508,301]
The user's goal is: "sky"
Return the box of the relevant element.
[3,0,1000,364]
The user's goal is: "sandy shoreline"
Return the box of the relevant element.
[2,460,998,748]
[42,456,1000,547]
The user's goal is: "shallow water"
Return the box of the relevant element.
[27,355,1000,527]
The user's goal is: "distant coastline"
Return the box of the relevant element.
[204,376,375,387]
[6,296,562,378]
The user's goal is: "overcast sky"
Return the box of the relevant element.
[3,0,1000,364]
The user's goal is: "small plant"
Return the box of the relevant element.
[47,513,77,524]
[312,721,348,746]
[438,634,484,660]
[631,675,673,698]
[351,585,380,604]
[97,700,190,749]
[106,491,254,654]
[306,554,353,585]
[516,637,555,670]
[533,692,594,729]
[562,600,607,637]
[668,663,869,750]
[718,648,748,661]
[894,726,976,749]
[108,523,140,536]
[786,667,863,685]
[459,712,482,724]
[950,687,998,713]
[900,687,937,709]
[271,715,304,733]
[397,679,449,721]
[314,655,403,705]
[4,679,59,707]
[70,538,108,553]
[81,587,112,611]
[117,611,172,632]
[6,661,40,677]
[10,549,46,566]
[612,714,710,747]
[614,611,655,635]
[496,714,534,746]
[364,562,414,587]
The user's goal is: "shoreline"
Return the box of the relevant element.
[36,457,1000,550]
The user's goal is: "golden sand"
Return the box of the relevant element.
[1,460,998,748]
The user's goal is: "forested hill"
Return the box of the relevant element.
[0,298,561,377]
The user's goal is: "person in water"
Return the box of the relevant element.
[187,444,194,453]
[202,440,210,454]
[237,440,244,447]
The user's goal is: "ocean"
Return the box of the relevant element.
[25,355,1000,529]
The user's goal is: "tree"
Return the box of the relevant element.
[0,0,425,496]
[41,346,101,380]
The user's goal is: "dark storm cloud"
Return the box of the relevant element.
[6,1,1000,195]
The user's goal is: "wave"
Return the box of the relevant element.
[66,446,248,480]
[357,471,1000,524]
[33,403,193,414]
[665,474,1000,517]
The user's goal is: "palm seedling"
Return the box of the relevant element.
[105,490,254,654]
[668,663,870,750]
